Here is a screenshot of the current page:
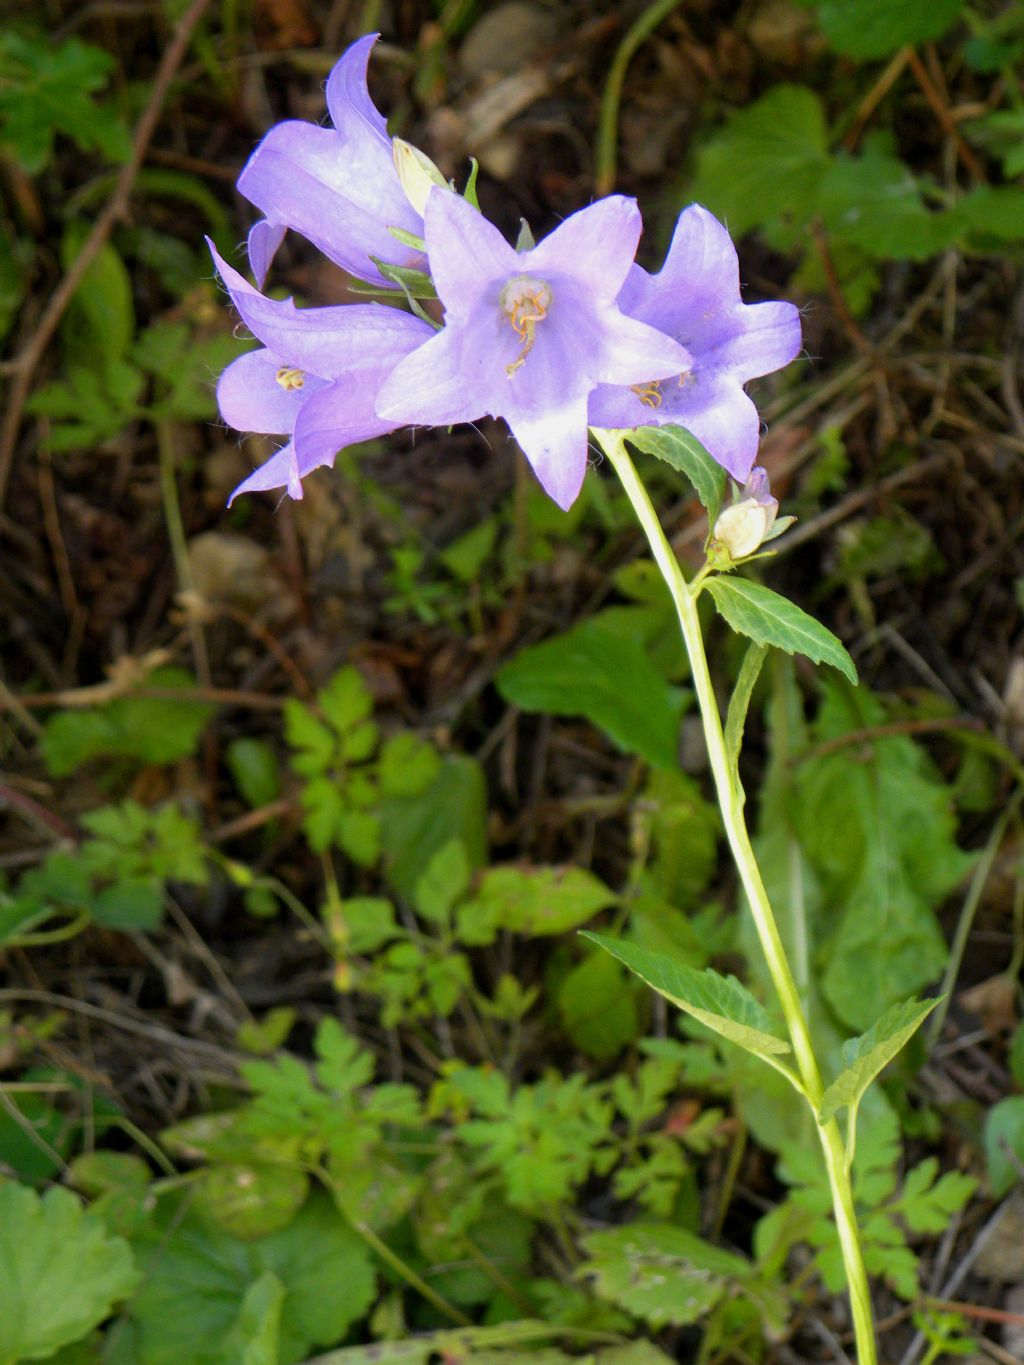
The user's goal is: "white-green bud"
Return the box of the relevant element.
[392,138,450,216]
[712,498,777,560]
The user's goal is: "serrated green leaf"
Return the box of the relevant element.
[558,950,641,1061]
[0,1183,138,1365]
[414,839,470,923]
[222,1271,284,1365]
[497,618,687,770]
[0,33,130,174]
[818,997,939,1124]
[318,665,374,733]
[955,186,1024,243]
[704,577,857,683]
[691,85,828,239]
[226,738,282,810]
[61,228,134,363]
[378,730,441,798]
[583,933,796,1073]
[41,667,215,774]
[627,425,728,524]
[802,684,974,1030]
[195,1163,310,1240]
[812,0,963,59]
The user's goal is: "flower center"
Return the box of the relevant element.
[500,276,553,376]
[275,367,305,391]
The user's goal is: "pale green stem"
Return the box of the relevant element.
[594,429,877,1365]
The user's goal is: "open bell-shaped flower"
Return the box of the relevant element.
[236,34,425,286]
[374,190,692,510]
[209,241,434,501]
[588,204,802,483]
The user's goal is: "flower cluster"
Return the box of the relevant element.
[213,34,801,511]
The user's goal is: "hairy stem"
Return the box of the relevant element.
[594,428,877,1365]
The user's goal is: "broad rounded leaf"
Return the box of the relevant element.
[497,619,687,770]
[984,1096,1024,1198]
[0,1183,139,1364]
[473,865,617,937]
[580,1223,750,1326]
[814,0,963,59]
[130,1193,375,1365]
[691,86,828,239]
[194,1163,310,1240]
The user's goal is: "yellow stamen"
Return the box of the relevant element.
[631,381,663,409]
[500,276,553,377]
[275,367,305,391]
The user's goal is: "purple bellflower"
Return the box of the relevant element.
[210,243,433,502]
[588,204,802,482]
[236,34,424,286]
[375,191,692,511]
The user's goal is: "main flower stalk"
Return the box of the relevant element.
[593,428,877,1365]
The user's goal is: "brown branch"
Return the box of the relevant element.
[0,0,215,508]
[906,46,987,185]
[0,685,288,712]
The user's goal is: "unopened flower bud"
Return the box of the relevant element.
[713,499,775,559]
[711,466,780,560]
[392,139,450,216]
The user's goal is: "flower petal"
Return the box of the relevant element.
[530,196,643,303]
[424,191,517,317]
[506,398,591,511]
[217,349,321,434]
[588,370,761,481]
[247,220,286,288]
[237,123,420,280]
[229,440,303,504]
[376,325,487,427]
[592,309,693,386]
[647,205,741,311]
[325,33,389,139]
[293,379,404,472]
[209,241,434,376]
[698,300,802,380]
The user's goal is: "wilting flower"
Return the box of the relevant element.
[712,466,781,560]
[210,243,433,501]
[588,204,802,482]
[375,191,692,510]
[236,34,424,286]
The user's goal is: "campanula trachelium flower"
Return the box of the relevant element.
[589,205,802,482]
[374,191,692,510]
[237,34,423,286]
[210,243,433,501]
